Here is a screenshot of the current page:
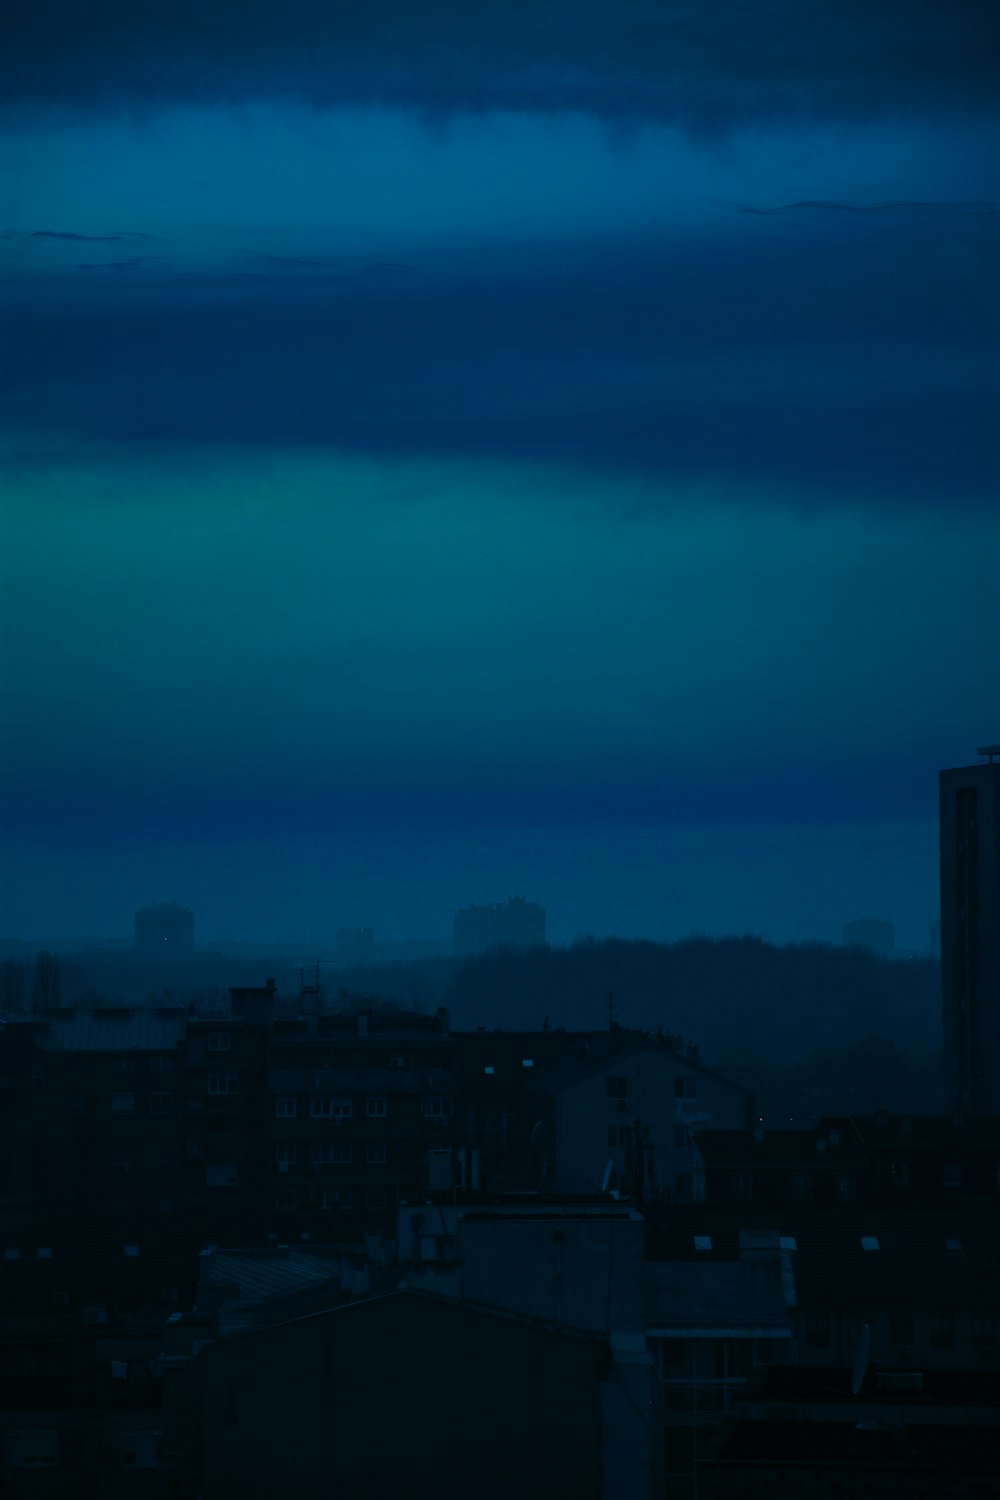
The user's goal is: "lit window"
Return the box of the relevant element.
[693,1236,712,1252]
[111,1093,134,1113]
[484,1065,495,1075]
[522,1059,534,1068]
[861,1236,880,1252]
[779,1236,798,1252]
[123,1245,140,1258]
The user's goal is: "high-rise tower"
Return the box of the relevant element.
[939,747,1000,1114]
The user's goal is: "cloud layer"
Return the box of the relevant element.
[4,1,998,124]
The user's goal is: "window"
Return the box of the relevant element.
[366,1188,385,1210]
[320,1188,346,1210]
[828,1129,841,1147]
[805,1313,830,1349]
[206,1164,238,1187]
[208,1033,231,1052]
[36,1247,53,1260]
[889,1312,913,1346]
[4,1249,21,1261]
[123,1244,140,1258]
[608,1125,628,1148]
[847,1313,871,1347]
[731,1171,753,1202]
[521,1058,534,1068]
[366,1096,387,1118]
[150,1055,173,1073]
[943,1162,961,1188]
[424,1096,452,1119]
[674,1126,688,1148]
[275,1096,297,1118]
[945,1238,963,1253]
[111,1149,131,1170]
[693,1235,712,1252]
[207,1073,239,1095]
[860,1236,880,1252]
[111,1092,134,1113]
[275,1143,297,1166]
[484,1065,495,1075]
[836,1173,857,1204]
[973,1315,996,1346]
[149,1093,172,1115]
[674,1173,693,1200]
[791,1172,814,1203]
[322,1097,353,1119]
[607,1076,630,1101]
[311,1141,352,1166]
[930,1312,955,1350]
[112,1057,134,1073]
[779,1236,797,1252]
[674,1076,696,1099]
[367,1142,387,1165]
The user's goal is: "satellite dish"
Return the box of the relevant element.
[601,1158,615,1193]
[850,1322,871,1396]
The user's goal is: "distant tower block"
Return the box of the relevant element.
[940,747,1000,1115]
[336,928,376,964]
[453,897,546,956]
[135,901,194,958]
[843,918,895,959]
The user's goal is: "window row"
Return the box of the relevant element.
[275,1186,386,1211]
[276,1142,387,1166]
[111,1056,175,1073]
[111,1093,174,1114]
[804,1310,994,1351]
[274,1094,452,1119]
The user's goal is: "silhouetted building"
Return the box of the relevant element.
[335,927,376,963]
[134,900,194,958]
[453,896,546,956]
[843,918,895,958]
[940,747,1000,1114]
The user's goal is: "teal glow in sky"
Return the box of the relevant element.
[1,1,998,945]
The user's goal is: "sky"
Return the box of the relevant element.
[1,2,998,950]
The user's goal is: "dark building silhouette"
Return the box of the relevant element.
[134,900,194,958]
[843,918,895,958]
[940,747,1000,1114]
[453,896,546,956]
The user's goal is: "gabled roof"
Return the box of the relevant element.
[528,1034,752,1098]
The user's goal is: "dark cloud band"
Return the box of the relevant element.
[3,1,997,122]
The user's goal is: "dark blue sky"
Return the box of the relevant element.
[1,2,997,947]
